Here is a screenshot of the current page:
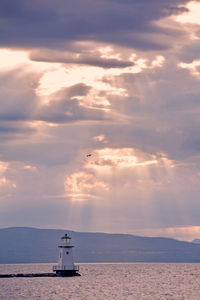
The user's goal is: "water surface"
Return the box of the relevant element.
[0,263,200,299]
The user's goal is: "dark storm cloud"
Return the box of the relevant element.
[0,71,107,125]
[0,0,188,50]
[36,85,107,124]
[30,50,134,69]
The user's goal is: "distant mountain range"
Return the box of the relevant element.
[192,239,200,244]
[1,227,200,263]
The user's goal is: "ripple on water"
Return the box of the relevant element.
[0,263,200,300]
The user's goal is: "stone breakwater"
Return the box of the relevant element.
[0,272,81,278]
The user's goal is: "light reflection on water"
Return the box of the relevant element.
[0,263,200,300]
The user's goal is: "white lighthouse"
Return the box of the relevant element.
[53,233,80,276]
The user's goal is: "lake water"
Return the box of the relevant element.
[0,263,200,300]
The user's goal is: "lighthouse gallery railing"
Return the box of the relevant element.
[52,265,79,271]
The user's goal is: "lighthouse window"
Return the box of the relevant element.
[66,251,69,255]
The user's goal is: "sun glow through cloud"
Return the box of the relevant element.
[37,65,128,99]
[176,1,200,24]
[179,60,200,77]
[0,161,8,175]
[0,162,16,190]
[64,148,163,202]
[131,226,200,242]
[85,148,158,170]
[0,49,29,70]
[35,46,155,99]
[0,177,16,189]
[0,49,61,74]
[65,171,108,202]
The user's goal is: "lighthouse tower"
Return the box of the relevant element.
[53,234,79,276]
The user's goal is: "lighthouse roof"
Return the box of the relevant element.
[61,233,71,239]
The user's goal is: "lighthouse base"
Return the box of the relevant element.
[52,264,80,276]
[55,270,80,276]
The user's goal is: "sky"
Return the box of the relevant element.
[1,0,200,241]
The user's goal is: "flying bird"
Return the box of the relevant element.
[86,154,92,157]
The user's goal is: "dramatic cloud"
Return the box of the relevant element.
[1,0,200,241]
[0,0,187,50]
[29,49,134,69]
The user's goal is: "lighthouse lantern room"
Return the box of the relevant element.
[53,233,80,276]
